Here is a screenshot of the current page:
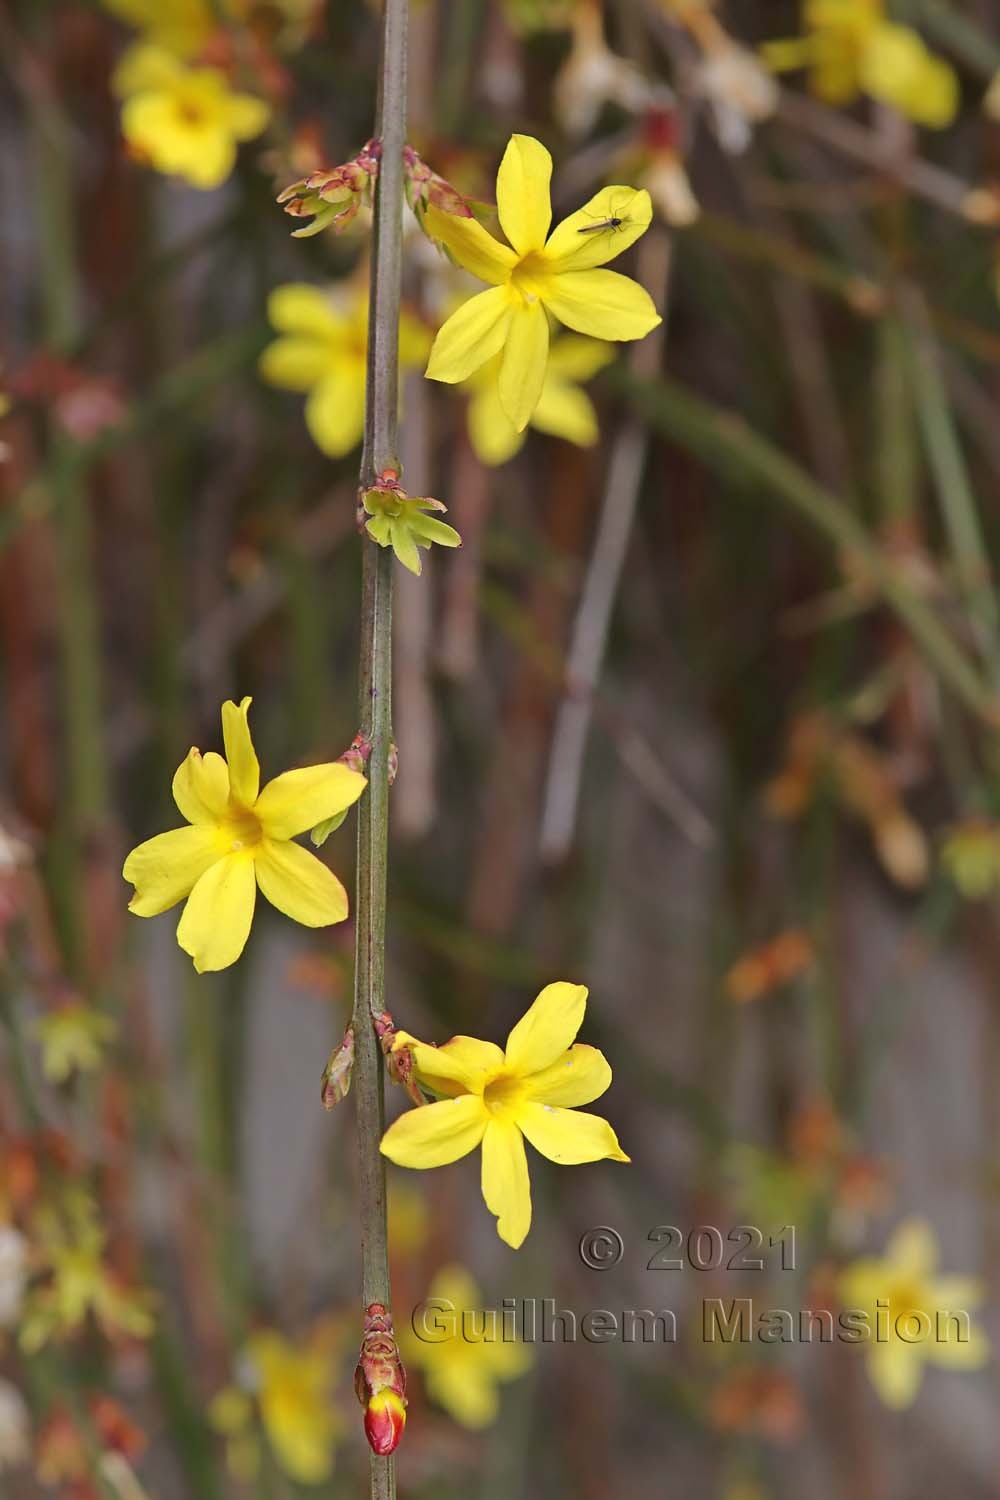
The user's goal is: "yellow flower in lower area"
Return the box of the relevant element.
[244,1328,340,1485]
[259,283,431,458]
[123,697,366,973]
[380,982,629,1249]
[838,1219,988,1409]
[32,1003,116,1083]
[115,45,270,190]
[403,1265,531,1427]
[762,1,958,128]
[464,335,615,466]
[424,134,659,432]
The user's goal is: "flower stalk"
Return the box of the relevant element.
[352,0,408,1493]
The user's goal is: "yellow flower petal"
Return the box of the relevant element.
[480,1121,532,1248]
[380,1095,488,1168]
[531,379,599,447]
[255,763,366,840]
[254,838,349,927]
[860,24,958,128]
[546,336,616,382]
[522,1043,612,1107]
[426,286,515,385]
[426,1365,500,1428]
[515,1102,629,1164]
[467,380,523,467]
[221,696,259,806]
[422,206,517,287]
[504,981,588,1073]
[305,368,367,457]
[542,187,653,273]
[224,93,271,140]
[886,1219,938,1276]
[177,853,257,972]
[867,1343,923,1409]
[392,1033,504,1097]
[113,40,182,96]
[259,337,338,391]
[124,826,222,916]
[172,748,230,824]
[498,298,549,432]
[267,284,341,336]
[541,269,661,341]
[496,134,552,256]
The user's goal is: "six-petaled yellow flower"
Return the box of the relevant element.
[123,697,366,973]
[402,1264,531,1427]
[259,283,431,458]
[424,134,660,432]
[380,982,629,1249]
[838,1219,988,1409]
[463,334,615,466]
[245,1327,341,1484]
[762,1,958,128]
[115,45,270,190]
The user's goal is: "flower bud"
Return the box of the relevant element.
[320,1026,355,1109]
[355,1304,407,1456]
[278,140,380,237]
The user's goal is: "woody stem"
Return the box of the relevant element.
[353,0,408,1497]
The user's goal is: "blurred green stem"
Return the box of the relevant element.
[352,1,407,1497]
[620,371,1000,725]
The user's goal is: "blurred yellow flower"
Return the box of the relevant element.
[208,1387,260,1483]
[20,1196,154,1352]
[115,45,270,190]
[424,134,659,432]
[32,1003,116,1083]
[259,284,431,458]
[123,696,366,973]
[102,0,220,56]
[380,982,629,1249]
[838,1219,988,1408]
[762,1,958,128]
[403,1264,531,1426]
[245,1328,340,1484]
[940,818,1000,899]
[464,335,615,466]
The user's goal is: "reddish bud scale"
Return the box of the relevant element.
[355,1304,407,1456]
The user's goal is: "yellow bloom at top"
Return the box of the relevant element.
[762,1,958,128]
[402,1264,531,1427]
[464,334,615,466]
[123,697,366,973]
[380,982,629,1249]
[102,0,223,57]
[259,284,431,459]
[424,135,660,432]
[115,45,270,190]
[838,1219,988,1408]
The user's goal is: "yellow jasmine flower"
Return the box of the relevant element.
[259,284,431,458]
[244,1328,340,1485]
[123,697,366,974]
[380,982,629,1249]
[102,0,221,56]
[208,1387,260,1483]
[940,818,1000,899]
[20,1195,154,1352]
[762,1,958,129]
[424,134,660,433]
[403,1264,531,1427]
[838,1219,988,1409]
[115,45,270,190]
[464,334,615,466]
[32,1003,116,1084]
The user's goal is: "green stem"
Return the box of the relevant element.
[353,2,407,1497]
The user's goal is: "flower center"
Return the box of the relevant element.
[482,1070,525,1119]
[510,253,551,301]
[221,805,263,854]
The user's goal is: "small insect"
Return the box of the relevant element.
[577,196,631,235]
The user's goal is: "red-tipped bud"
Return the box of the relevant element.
[363,1389,406,1455]
[356,1304,407,1456]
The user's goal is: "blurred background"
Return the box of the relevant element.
[3,0,1000,1495]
